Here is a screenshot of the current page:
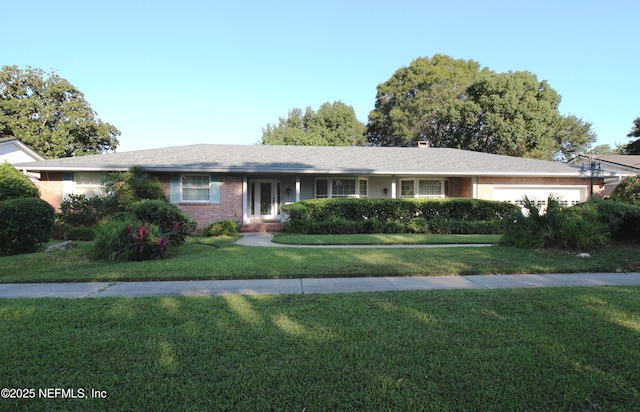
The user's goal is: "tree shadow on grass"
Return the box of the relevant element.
[1,287,639,410]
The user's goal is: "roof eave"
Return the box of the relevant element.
[19,165,583,178]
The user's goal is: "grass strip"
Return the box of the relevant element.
[272,233,501,245]
[1,286,639,410]
[0,237,638,283]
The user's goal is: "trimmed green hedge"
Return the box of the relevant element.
[282,198,518,234]
[0,197,55,255]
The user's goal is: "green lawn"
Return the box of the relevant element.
[1,287,639,411]
[0,236,638,284]
[272,233,501,245]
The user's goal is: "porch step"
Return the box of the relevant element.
[241,222,285,233]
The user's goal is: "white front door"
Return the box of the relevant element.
[252,180,280,220]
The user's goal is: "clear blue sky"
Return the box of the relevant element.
[5,0,639,153]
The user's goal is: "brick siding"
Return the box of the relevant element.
[157,174,243,230]
[38,172,64,210]
[459,177,473,198]
[37,172,244,230]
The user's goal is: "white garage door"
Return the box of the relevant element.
[492,186,585,212]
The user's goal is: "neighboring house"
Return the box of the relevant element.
[0,138,45,164]
[16,144,609,230]
[568,154,640,197]
[0,138,46,182]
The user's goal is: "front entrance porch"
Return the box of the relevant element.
[249,179,281,220]
[242,178,286,232]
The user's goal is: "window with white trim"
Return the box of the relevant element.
[316,179,328,198]
[74,172,105,197]
[400,179,445,198]
[332,179,356,197]
[181,174,210,202]
[400,180,414,197]
[418,179,442,197]
[315,177,368,198]
[359,179,367,197]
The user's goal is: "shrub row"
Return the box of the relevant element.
[285,198,518,221]
[283,198,517,234]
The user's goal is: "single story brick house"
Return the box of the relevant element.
[15,143,608,230]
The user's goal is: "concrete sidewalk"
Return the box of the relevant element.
[235,232,493,248]
[1,273,639,298]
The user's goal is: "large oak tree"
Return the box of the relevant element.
[261,101,366,146]
[367,55,485,148]
[366,55,595,160]
[0,66,120,158]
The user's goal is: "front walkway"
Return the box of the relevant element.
[1,273,639,298]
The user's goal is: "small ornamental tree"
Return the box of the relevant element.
[104,166,166,210]
[0,161,39,201]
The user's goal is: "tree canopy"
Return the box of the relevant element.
[261,101,366,146]
[366,54,595,160]
[0,66,120,158]
[624,116,640,155]
[367,55,485,148]
[553,114,597,161]
[590,144,619,155]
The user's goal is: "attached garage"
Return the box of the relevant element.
[491,185,586,211]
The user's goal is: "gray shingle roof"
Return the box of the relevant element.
[15,144,582,177]
[595,155,640,170]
